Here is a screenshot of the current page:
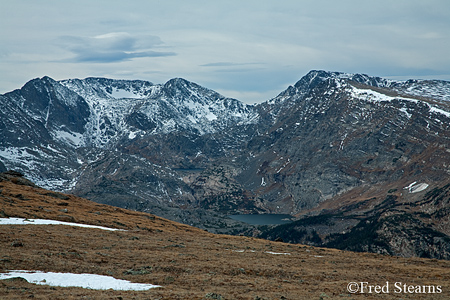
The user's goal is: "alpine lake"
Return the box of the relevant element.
[228,214,294,225]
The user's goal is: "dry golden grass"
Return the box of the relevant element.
[1,178,450,299]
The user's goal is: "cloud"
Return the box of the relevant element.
[57,32,176,63]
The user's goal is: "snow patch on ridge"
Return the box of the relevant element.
[109,88,147,99]
[403,182,429,193]
[429,106,450,118]
[348,85,450,119]
[348,85,416,103]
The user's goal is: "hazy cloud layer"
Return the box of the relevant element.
[57,32,176,63]
[1,0,449,103]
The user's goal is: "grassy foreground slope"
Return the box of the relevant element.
[1,172,450,299]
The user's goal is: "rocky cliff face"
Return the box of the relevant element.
[1,70,450,258]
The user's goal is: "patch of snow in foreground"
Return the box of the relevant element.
[230,249,291,255]
[264,251,291,255]
[0,270,160,290]
[0,218,124,231]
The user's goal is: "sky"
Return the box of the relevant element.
[1,0,449,103]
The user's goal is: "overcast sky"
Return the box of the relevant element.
[1,1,449,103]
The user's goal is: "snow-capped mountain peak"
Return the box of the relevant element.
[56,76,258,146]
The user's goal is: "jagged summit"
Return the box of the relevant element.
[290,70,388,89]
[60,77,158,100]
[292,70,450,102]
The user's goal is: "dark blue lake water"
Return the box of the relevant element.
[228,214,293,225]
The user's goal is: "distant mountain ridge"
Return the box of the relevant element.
[2,70,450,258]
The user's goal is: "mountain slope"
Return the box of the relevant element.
[241,71,450,213]
[1,172,450,299]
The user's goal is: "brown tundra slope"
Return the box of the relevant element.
[1,172,450,300]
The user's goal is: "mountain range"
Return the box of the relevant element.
[1,70,450,259]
